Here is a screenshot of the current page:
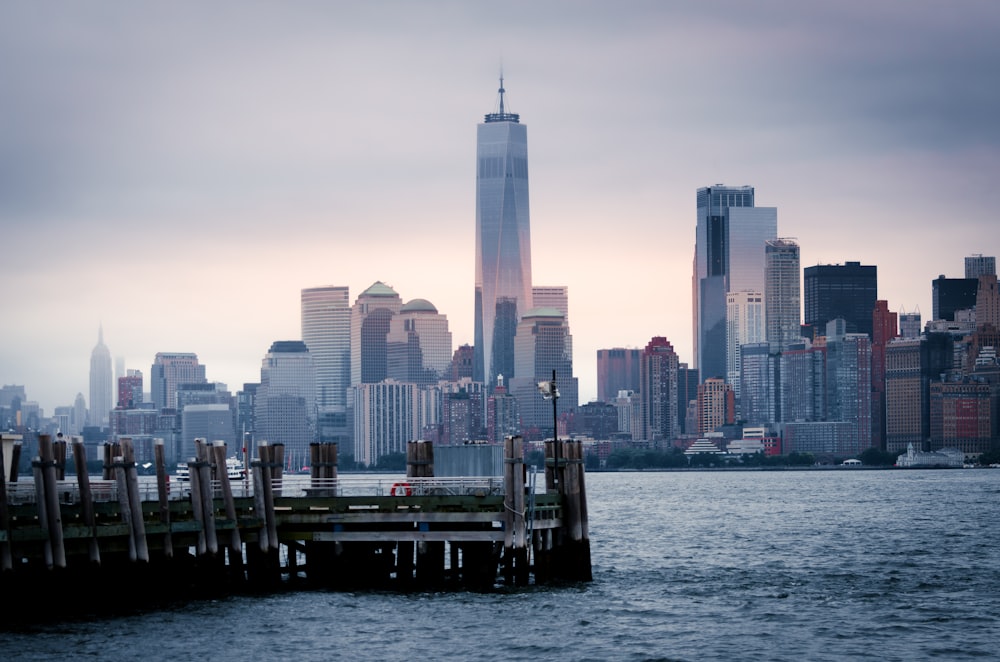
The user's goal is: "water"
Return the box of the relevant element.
[7,469,999,661]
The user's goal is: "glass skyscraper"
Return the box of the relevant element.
[693,185,777,382]
[474,78,533,389]
[301,286,351,410]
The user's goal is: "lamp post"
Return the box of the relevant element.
[537,369,560,491]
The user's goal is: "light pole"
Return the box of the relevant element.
[537,369,560,491]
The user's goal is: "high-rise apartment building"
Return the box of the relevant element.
[352,380,420,466]
[693,185,777,381]
[885,333,954,453]
[301,286,351,411]
[739,342,775,426]
[509,308,577,434]
[965,254,996,279]
[639,337,679,444]
[596,348,642,403]
[386,299,453,386]
[765,239,801,352]
[255,341,317,462]
[150,352,206,411]
[474,78,533,389]
[804,262,877,337]
[117,369,143,409]
[697,377,735,436]
[976,274,1000,330]
[779,342,826,424]
[89,327,113,428]
[350,281,403,386]
[824,326,873,455]
[726,290,765,398]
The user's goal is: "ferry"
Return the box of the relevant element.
[174,457,246,482]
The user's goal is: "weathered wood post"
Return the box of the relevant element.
[257,441,278,551]
[0,441,12,572]
[194,439,218,557]
[7,441,20,483]
[502,435,527,586]
[153,438,173,559]
[114,454,137,562]
[120,439,149,563]
[271,443,284,497]
[71,437,101,565]
[212,440,243,578]
[561,440,592,582]
[37,434,66,569]
[54,434,67,481]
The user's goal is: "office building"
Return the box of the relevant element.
[386,299,453,386]
[965,254,996,279]
[929,378,997,457]
[871,300,899,449]
[596,348,642,403]
[150,353,206,412]
[779,342,826,424]
[885,333,954,453]
[693,185,777,381]
[475,78,533,389]
[932,275,978,322]
[899,309,922,339]
[350,281,403,386]
[255,341,317,461]
[301,285,351,411]
[726,290,765,397]
[739,342,776,426]
[509,308,577,435]
[117,369,143,409]
[976,274,1000,330]
[88,327,113,429]
[824,325,873,455]
[764,238,801,353]
[804,262,877,337]
[352,380,420,466]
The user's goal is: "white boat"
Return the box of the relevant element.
[173,457,245,482]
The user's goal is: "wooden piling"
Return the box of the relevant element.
[153,439,173,559]
[212,440,243,573]
[0,442,12,572]
[271,443,284,497]
[502,436,527,585]
[187,456,207,557]
[37,435,66,569]
[71,437,101,565]
[120,439,149,563]
[7,440,21,483]
[194,440,218,556]
[32,460,53,567]
[54,435,67,481]
[114,455,137,562]
[257,442,278,550]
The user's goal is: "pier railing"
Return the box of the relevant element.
[1,475,515,505]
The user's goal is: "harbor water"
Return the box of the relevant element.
[6,469,999,661]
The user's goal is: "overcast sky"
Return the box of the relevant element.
[2,1,999,414]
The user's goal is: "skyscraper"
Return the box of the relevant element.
[639,336,680,444]
[509,308,577,434]
[386,299,453,386]
[150,352,206,411]
[255,341,317,461]
[301,286,351,411]
[350,281,403,386]
[765,238,801,352]
[596,348,642,403]
[693,185,777,381]
[88,327,112,428]
[474,78,533,389]
[726,289,764,398]
[931,275,978,322]
[965,254,996,279]
[804,262,877,337]
[871,300,899,449]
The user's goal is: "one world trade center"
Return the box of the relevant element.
[474,78,533,388]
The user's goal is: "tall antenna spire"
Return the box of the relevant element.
[484,73,519,124]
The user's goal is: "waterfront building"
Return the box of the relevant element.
[693,185,777,381]
[89,327,113,428]
[677,363,700,435]
[352,380,420,466]
[824,325,873,455]
[780,421,854,455]
[350,281,403,386]
[613,390,642,440]
[965,254,996,279]
[639,337,680,444]
[932,275,978,322]
[804,262,877,337]
[896,443,964,468]
[885,333,954,454]
[150,352,206,412]
[778,341,826,424]
[929,378,997,458]
[301,285,351,411]
[697,378,735,436]
[765,238,801,352]
[726,290,765,397]
[739,342,776,426]
[509,308,577,435]
[386,299,453,387]
[596,348,642,403]
[474,78,533,389]
[871,300,899,449]
[255,341,317,461]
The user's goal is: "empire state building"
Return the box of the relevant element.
[474,78,533,388]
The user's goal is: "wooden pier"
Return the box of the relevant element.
[0,435,590,614]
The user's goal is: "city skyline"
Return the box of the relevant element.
[3,2,999,414]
